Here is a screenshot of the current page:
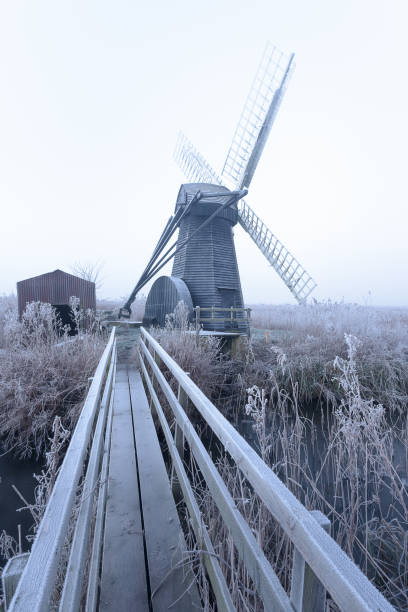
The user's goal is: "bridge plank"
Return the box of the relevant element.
[100,367,148,611]
[128,369,201,611]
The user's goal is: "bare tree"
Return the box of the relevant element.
[70,261,104,290]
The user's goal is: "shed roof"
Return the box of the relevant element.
[17,269,96,316]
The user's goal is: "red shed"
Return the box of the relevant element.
[17,269,96,321]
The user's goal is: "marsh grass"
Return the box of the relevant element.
[152,302,226,399]
[249,302,408,412]
[0,298,105,456]
[0,297,106,607]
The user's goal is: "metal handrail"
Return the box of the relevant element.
[139,327,394,612]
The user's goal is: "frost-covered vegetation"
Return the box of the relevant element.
[0,295,105,456]
[248,301,408,412]
[154,302,408,609]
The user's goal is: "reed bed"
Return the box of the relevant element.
[0,297,105,457]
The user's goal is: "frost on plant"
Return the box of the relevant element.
[245,385,271,462]
[334,334,385,446]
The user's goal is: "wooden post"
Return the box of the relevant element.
[171,382,187,499]
[230,306,233,322]
[290,510,331,612]
[2,554,30,610]
[195,306,200,346]
[175,383,188,457]
[149,348,162,408]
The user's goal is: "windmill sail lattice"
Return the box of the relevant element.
[238,200,316,302]
[222,43,295,190]
[174,133,316,304]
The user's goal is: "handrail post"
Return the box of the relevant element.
[151,348,162,396]
[195,306,200,346]
[175,382,187,460]
[2,554,29,610]
[171,382,188,499]
[290,510,331,612]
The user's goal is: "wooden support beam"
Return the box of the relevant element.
[290,511,331,612]
[171,383,187,498]
[1,554,29,610]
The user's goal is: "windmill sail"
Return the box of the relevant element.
[238,200,316,303]
[174,133,316,303]
[221,43,295,190]
[174,132,223,185]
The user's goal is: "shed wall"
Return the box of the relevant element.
[17,270,96,317]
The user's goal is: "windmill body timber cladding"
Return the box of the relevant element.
[171,183,246,331]
[17,269,96,317]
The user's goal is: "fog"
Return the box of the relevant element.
[0,0,407,306]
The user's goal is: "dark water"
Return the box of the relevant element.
[0,451,42,560]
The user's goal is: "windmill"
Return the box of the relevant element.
[120,43,316,328]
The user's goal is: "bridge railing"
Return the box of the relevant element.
[138,326,394,612]
[4,328,116,612]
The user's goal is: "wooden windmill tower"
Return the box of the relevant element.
[120,43,316,329]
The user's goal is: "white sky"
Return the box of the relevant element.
[0,0,407,306]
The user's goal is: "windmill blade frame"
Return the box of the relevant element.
[174,133,316,304]
[238,199,316,303]
[174,132,223,185]
[221,43,295,190]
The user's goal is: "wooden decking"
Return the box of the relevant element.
[100,366,200,611]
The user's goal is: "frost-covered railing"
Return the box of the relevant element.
[194,305,251,336]
[138,327,394,612]
[3,328,116,612]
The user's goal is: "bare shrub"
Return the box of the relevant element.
[70,261,104,290]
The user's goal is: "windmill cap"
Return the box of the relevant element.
[175,183,238,225]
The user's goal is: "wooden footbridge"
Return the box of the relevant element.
[3,326,394,611]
